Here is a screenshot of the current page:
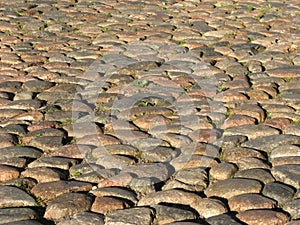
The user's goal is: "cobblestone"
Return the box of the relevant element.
[0,0,299,224]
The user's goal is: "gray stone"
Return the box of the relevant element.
[28,156,78,170]
[153,204,197,224]
[0,208,39,224]
[29,136,64,153]
[2,220,43,225]
[122,163,174,182]
[270,145,300,159]
[0,186,36,208]
[235,168,275,184]
[206,214,244,225]
[224,125,280,140]
[193,198,228,218]
[138,189,202,207]
[57,212,104,225]
[272,164,300,189]
[221,135,248,149]
[105,207,154,225]
[90,187,138,204]
[283,199,300,220]
[205,178,263,199]
[242,135,300,153]
[262,182,295,205]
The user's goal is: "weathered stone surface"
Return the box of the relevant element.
[235,168,275,184]
[21,167,67,183]
[57,212,104,225]
[228,193,276,212]
[206,214,244,225]
[0,0,299,224]
[0,146,42,160]
[138,189,202,207]
[153,204,197,224]
[193,198,228,218]
[262,182,295,206]
[242,135,300,153]
[0,208,39,224]
[91,196,130,214]
[90,187,138,204]
[236,209,288,225]
[105,207,154,225]
[222,147,267,163]
[2,220,44,225]
[205,178,262,199]
[44,193,93,222]
[0,165,20,182]
[272,164,300,189]
[27,156,78,170]
[31,180,93,201]
[209,162,238,180]
[224,125,280,140]
[283,199,300,220]
[0,186,36,208]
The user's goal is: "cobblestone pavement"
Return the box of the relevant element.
[0,0,300,224]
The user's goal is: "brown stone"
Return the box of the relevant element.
[233,104,265,123]
[237,209,288,225]
[224,114,256,129]
[228,193,276,212]
[21,167,66,183]
[214,91,248,102]
[31,180,93,201]
[222,147,267,163]
[0,165,20,182]
[264,117,293,130]
[209,162,238,180]
[205,178,262,199]
[44,193,93,222]
[91,196,129,214]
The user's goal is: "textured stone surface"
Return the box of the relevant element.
[105,207,154,225]
[44,193,93,222]
[205,178,263,199]
[0,0,299,224]
[0,186,36,208]
[236,209,288,225]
